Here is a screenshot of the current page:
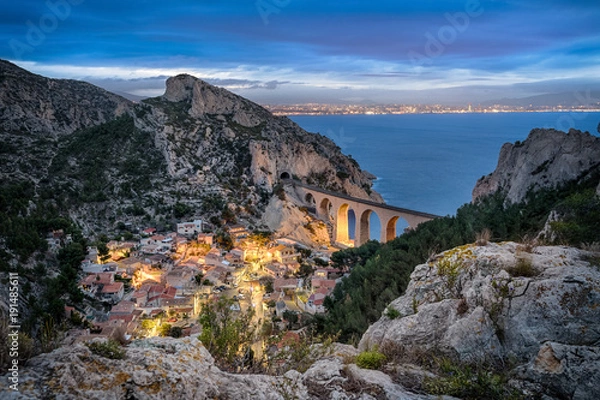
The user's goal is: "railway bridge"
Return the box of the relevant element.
[283,179,440,246]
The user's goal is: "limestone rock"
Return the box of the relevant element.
[138,74,379,202]
[472,128,600,203]
[359,242,600,399]
[261,186,331,246]
[0,337,446,399]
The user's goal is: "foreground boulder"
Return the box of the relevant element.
[0,336,452,399]
[360,242,600,400]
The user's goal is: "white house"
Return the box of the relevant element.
[177,220,203,236]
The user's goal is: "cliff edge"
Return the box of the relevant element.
[472,128,600,203]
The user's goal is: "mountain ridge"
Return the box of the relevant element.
[0,59,379,241]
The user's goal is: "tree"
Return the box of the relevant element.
[313,257,329,267]
[297,263,314,277]
[194,273,204,286]
[248,231,272,247]
[173,202,192,219]
[96,242,110,264]
[215,231,233,251]
[262,278,274,294]
[221,207,237,224]
[282,310,299,329]
[198,298,256,369]
[169,326,183,338]
[158,323,172,337]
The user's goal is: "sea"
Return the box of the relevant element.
[290,112,600,239]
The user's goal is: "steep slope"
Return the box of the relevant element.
[0,63,379,238]
[472,128,600,204]
[0,60,131,137]
[0,59,132,183]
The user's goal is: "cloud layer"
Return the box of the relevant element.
[1,0,599,104]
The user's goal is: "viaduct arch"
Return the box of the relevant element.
[286,180,439,246]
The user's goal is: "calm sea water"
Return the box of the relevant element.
[291,112,600,222]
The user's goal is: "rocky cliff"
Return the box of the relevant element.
[360,242,600,399]
[136,74,378,198]
[472,128,600,203]
[0,60,131,137]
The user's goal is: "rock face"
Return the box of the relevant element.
[261,186,331,245]
[359,242,600,400]
[138,74,378,198]
[0,337,447,400]
[472,128,600,203]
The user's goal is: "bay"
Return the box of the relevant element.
[291,112,600,220]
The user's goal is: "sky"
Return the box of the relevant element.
[1,0,599,105]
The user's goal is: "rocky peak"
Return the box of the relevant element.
[472,127,600,203]
[139,72,379,200]
[163,74,199,102]
[162,74,266,126]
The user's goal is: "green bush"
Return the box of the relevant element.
[86,339,125,360]
[384,307,401,320]
[355,350,386,370]
[506,257,538,277]
[423,358,523,400]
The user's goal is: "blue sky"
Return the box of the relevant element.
[1,0,599,104]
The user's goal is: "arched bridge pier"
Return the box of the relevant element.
[286,180,440,246]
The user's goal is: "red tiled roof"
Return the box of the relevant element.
[101,282,124,294]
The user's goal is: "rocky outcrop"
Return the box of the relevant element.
[0,337,449,399]
[261,186,331,245]
[137,74,378,200]
[472,128,600,203]
[359,242,600,399]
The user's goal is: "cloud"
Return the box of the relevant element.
[1,0,599,105]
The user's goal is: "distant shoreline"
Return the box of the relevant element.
[267,108,600,117]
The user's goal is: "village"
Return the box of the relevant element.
[51,219,344,346]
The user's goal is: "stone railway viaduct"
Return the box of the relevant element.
[282,179,440,246]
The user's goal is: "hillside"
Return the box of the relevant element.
[321,127,600,343]
[0,61,382,364]
[0,60,380,241]
[0,60,132,185]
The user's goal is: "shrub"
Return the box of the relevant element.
[355,350,386,370]
[506,257,538,277]
[384,307,401,319]
[475,228,492,246]
[86,339,125,360]
[457,298,469,315]
[423,357,523,400]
